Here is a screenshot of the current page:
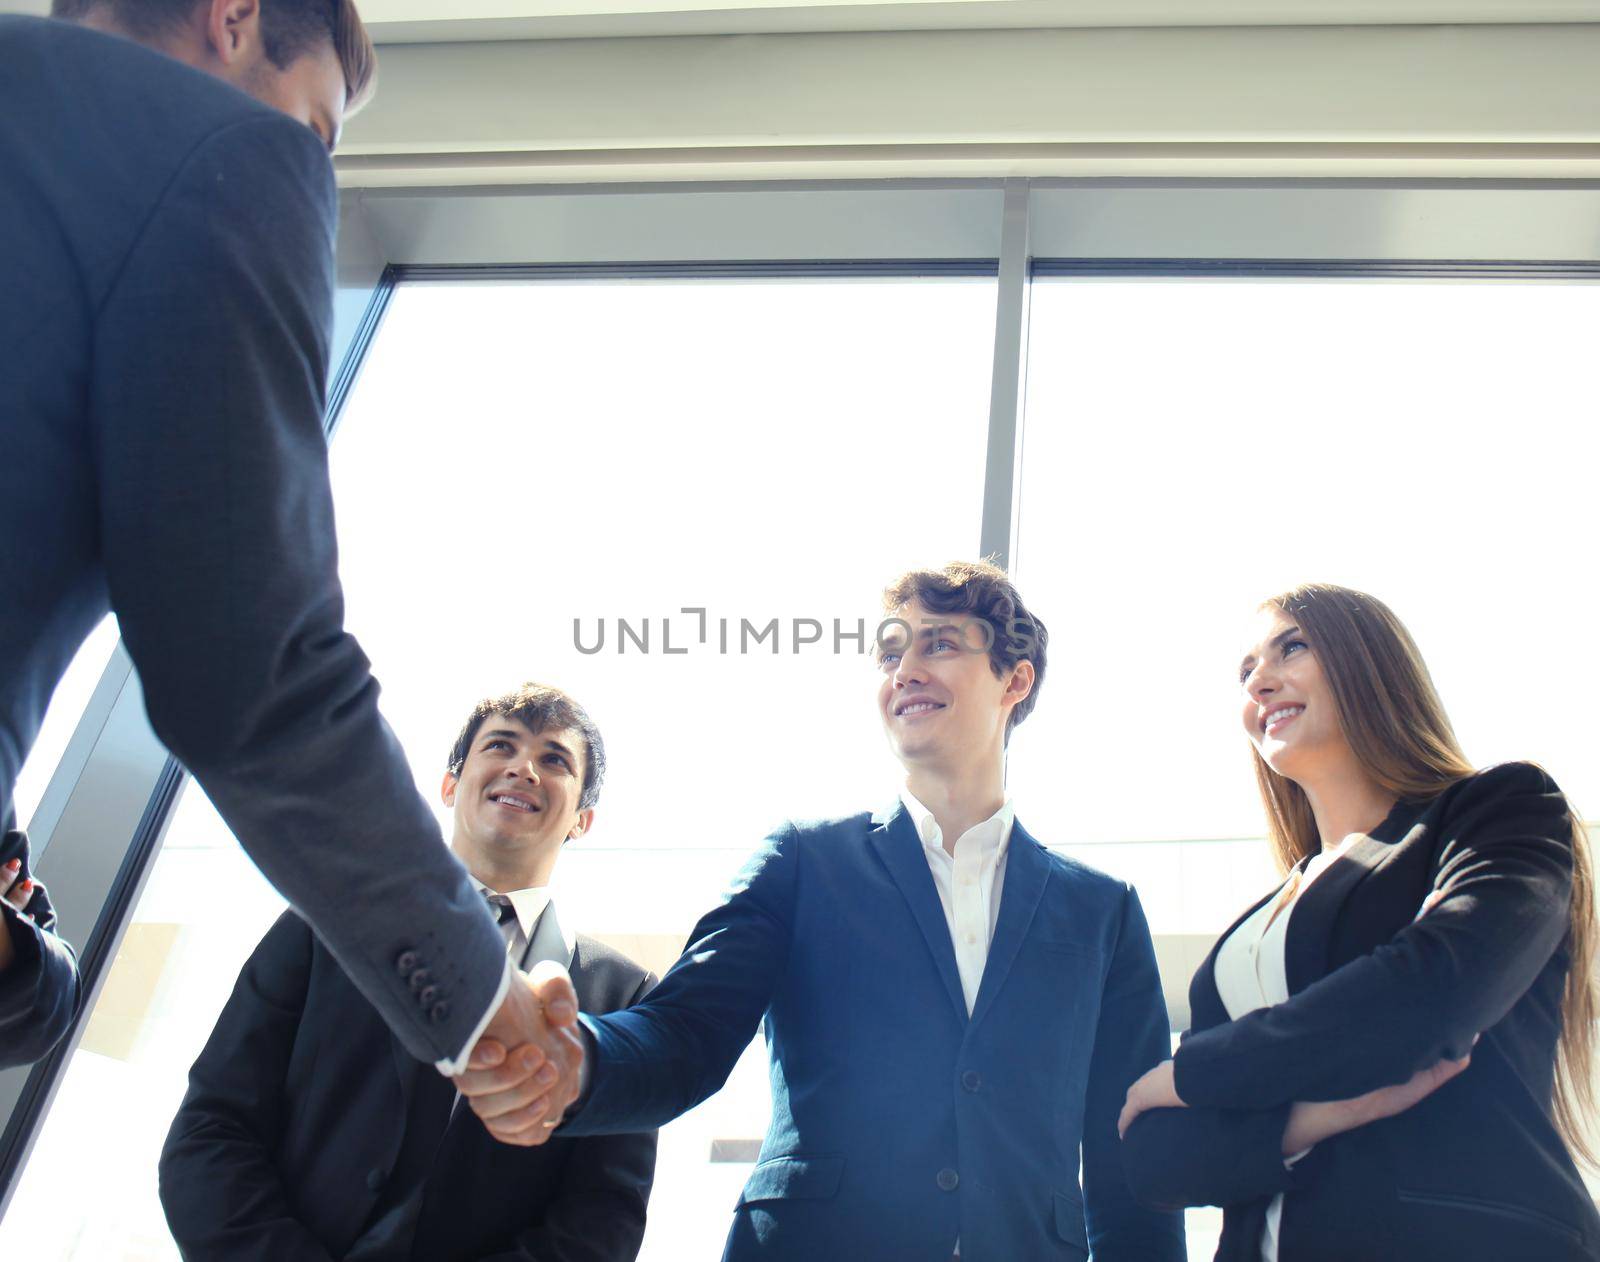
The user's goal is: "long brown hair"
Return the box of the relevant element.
[1251,582,1597,1165]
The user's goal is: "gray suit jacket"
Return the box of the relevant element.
[0,16,505,1063]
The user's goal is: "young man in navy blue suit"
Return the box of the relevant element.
[486,562,1185,1261]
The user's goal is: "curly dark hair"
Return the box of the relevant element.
[881,558,1047,743]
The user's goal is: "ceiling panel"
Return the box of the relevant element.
[4,0,1598,40]
[358,0,1600,41]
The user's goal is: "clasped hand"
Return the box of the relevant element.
[1117,1047,1474,1151]
[0,857,42,975]
[455,959,587,1146]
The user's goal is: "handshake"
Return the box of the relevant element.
[457,961,589,1146]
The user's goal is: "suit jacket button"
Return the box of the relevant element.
[419,985,439,1006]
[408,969,432,993]
[366,1168,385,1193]
[395,950,419,974]
[430,1001,452,1023]
[961,1070,981,1093]
[936,1168,959,1192]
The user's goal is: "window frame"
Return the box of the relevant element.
[5,176,1597,1208]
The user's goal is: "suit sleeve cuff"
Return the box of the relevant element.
[436,954,514,1077]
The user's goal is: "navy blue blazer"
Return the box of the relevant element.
[0,16,505,1062]
[564,802,1186,1262]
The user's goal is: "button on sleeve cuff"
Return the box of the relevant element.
[435,954,513,1077]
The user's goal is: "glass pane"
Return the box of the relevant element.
[1010,277,1600,1234]
[0,275,996,1260]
[9,616,120,833]
[1011,276,1600,911]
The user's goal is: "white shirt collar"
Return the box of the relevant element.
[471,878,562,949]
[900,789,1015,857]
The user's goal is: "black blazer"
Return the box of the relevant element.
[159,910,657,1262]
[0,15,508,1060]
[0,832,79,1069]
[1123,762,1600,1262]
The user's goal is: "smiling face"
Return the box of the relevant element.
[1238,605,1350,783]
[443,714,592,887]
[876,601,1033,776]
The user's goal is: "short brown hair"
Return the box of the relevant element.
[447,683,607,812]
[52,0,377,113]
[881,559,1047,742]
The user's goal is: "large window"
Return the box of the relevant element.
[5,253,1597,1262]
[0,273,998,1260]
[1011,274,1599,892]
[1002,271,1600,1255]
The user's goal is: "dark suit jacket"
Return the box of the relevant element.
[563,803,1186,1262]
[0,15,506,1061]
[159,908,657,1262]
[1123,762,1600,1262]
[0,832,79,1069]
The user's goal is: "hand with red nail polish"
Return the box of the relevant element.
[0,857,23,975]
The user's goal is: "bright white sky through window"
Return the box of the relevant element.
[9,272,1599,1262]
[329,278,996,897]
[1011,278,1600,848]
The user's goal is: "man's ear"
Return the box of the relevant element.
[441,772,458,808]
[566,808,595,843]
[203,0,263,67]
[1002,659,1035,713]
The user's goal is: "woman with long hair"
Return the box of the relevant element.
[1117,583,1600,1261]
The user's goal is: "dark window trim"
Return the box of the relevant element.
[395,259,999,282]
[1031,258,1600,281]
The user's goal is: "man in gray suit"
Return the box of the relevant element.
[160,685,657,1262]
[0,1,580,1116]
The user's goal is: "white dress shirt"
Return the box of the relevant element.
[902,791,1014,1259]
[902,791,1015,1016]
[1213,836,1357,1262]
[472,879,576,965]
[434,882,573,1077]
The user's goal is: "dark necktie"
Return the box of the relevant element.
[486,893,522,973]
[485,892,516,928]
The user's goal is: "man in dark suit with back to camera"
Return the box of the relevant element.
[160,683,657,1262]
[493,562,1185,1261]
[0,0,582,1110]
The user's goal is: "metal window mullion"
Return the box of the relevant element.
[979,180,1031,570]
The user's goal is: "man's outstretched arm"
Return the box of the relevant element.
[462,823,800,1142]
[90,108,513,1071]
